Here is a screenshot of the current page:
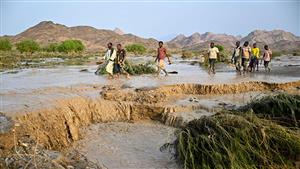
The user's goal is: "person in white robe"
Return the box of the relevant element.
[103,42,117,78]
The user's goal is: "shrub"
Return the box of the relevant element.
[215,44,224,52]
[16,40,40,54]
[125,44,147,55]
[272,51,282,57]
[0,38,12,51]
[44,43,60,52]
[181,50,194,59]
[57,40,85,53]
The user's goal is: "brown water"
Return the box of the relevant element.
[1,56,299,114]
[1,56,299,168]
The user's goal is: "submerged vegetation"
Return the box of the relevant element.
[162,93,300,169]
[98,61,156,75]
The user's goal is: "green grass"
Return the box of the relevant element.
[162,94,300,169]
[242,93,300,128]
[161,112,300,169]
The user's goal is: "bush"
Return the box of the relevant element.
[44,43,60,52]
[57,40,85,53]
[272,51,282,57]
[161,112,300,169]
[125,44,147,55]
[181,50,194,59]
[0,38,12,51]
[215,44,224,52]
[16,40,40,54]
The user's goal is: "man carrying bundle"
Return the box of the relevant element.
[95,42,117,78]
[115,44,130,78]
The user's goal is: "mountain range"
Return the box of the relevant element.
[2,21,300,52]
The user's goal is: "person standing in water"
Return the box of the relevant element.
[207,42,219,74]
[155,41,171,76]
[231,41,242,74]
[103,42,117,79]
[249,43,260,72]
[115,44,130,78]
[262,45,272,72]
[241,41,252,73]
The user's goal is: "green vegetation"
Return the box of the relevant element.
[0,38,12,51]
[0,39,89,70]
[43,43,60,52]
[242,93,300,127]
[16,39,40,54]
[161,112,300,169]
[272,51,283,57]
[97,61,156,75]
[162,93,300,169]
[215,44,224,52]
[0,51,95,70]
[125,44,147,55]
[57,40,85,53]
[181,50,202,59]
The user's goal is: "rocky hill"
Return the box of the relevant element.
[167,30,300,52]
[6,21,158,52]
[2,21,300,53]
[167,32,239,49]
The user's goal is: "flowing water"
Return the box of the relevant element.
[0,56,299,169]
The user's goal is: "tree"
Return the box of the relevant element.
[125,44,147,55]
[0,38,12,51]
[16,39,40,54]
[57,39,85,53]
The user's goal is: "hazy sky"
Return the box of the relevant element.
[1,0,299,40]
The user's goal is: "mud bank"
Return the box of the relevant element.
[103,80,300,103]
[0,80,299,168]
[1,81,299,149]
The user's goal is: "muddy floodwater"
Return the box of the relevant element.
[0,56,300,169]
[1,56,299,114]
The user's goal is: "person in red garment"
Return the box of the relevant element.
[155,41,171,76]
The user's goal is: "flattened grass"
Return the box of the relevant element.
[162,113,300,169]
[97,61,156,75]
[162,93,300,169]
[244,93,300,127]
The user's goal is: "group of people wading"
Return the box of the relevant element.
[208,41,272,74]
[97,40,272,78]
